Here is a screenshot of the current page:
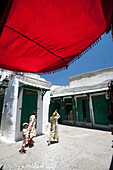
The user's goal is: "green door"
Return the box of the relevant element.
[60,101,65,120]
[49,102,55,118]
[77,98,83,121]
[0,94,4,126]
[20,89,37,131]
[92,95,109,125]
[77,97,90,122]
[85,99,90,122]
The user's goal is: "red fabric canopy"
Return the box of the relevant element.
[0,0,113,73]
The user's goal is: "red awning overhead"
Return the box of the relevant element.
[0,0,113,73]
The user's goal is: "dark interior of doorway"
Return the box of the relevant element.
[65,99,72,120]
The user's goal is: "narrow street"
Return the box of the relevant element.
[0,124,112,170]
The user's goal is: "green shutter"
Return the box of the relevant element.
[85,98,90,122]
[20,89,37,131]
[77,98,83,121]
[77,97,90,122]
[49,102,55,118]
[60,101,65,120]
[92,95,109,125]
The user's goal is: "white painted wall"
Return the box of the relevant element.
[1,76,18,143]
[42,91,50,133]
[15,89,23,141]
[37,91,43,135]
[70,69,113,88]
[0,69,13,81]
[0,71,51,143]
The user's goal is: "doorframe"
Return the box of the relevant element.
[76,94,87,122]
[21,88,38,127]
[90,91,106,126]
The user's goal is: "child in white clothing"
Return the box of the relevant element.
[20,122,28,154]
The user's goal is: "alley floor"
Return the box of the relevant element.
[0,124,113,170]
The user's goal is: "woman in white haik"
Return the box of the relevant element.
[48,109,60,145]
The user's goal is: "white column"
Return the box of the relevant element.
[1,76,18,142]
[15,89,23,141]
[89,95,95,126]
[74,96,78,121]
[42,91,50,133]
[37,91,43,135]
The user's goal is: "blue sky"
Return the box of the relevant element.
[41,32,113,86]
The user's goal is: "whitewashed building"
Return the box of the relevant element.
[50,67,113,130]
[0,69,51,142]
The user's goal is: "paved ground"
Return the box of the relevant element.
[0,124,113,170]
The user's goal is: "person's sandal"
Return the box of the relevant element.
[48,141,51,146]
[19,149,26,154]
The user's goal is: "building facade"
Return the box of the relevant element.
[0,69,51,142]
[50,67,113,130]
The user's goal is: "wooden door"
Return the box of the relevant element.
[20,89,37,131]
[92,95,109,125]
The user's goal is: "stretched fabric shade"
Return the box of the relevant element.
[0,0,113,73]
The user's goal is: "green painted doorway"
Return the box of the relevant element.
[65,98,72,120]
[20,89,38,131]
[49,102,56,118]
[60,101,65,120]
[77,97,90,122]
[92,95,109,125]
